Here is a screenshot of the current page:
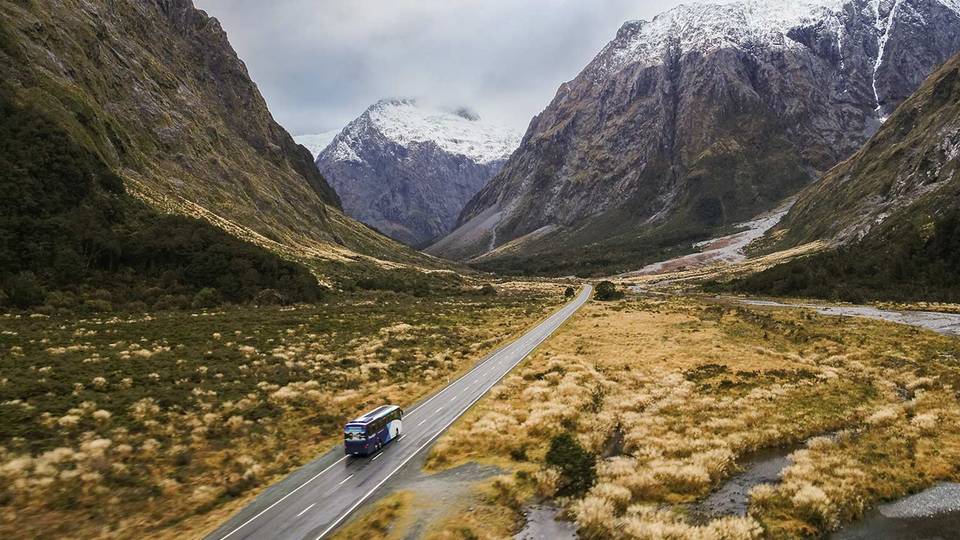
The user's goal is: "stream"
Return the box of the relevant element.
[688,444,801,521]
[690,440,960,539]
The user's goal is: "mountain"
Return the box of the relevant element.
[728,50,960,302]
[429,0,960,275]
[315,99,521,248]
[296,130,340,159]
[0,0,432,275]
[0,87,325,310]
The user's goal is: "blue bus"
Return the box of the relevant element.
[344,405,403,456]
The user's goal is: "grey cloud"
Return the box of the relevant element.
[194,1,704,134]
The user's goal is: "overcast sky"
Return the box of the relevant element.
[194,1,704,135]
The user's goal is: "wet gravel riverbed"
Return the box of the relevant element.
[514,504,578,540]
[831,483,960,540]
[737,300,960,336]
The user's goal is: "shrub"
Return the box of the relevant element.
[594,281,623,301]
[478,284,497,296]
[153,294,189,311]
[564,286,576,298]
[82,299,112,313]
[5,272,45,309]
[254,289,286,306]
[545,432,596,496]
[192,288,222,309]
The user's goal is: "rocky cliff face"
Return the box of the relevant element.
[430,0,960,275]
[773,50,960,248]
[731,51,960,301]
[315,99,520,247]
[0,0,428,266]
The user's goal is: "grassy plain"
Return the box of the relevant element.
[0,283,563,539]
[396,294,960,539]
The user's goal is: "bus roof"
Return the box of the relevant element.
[347,404,401,425]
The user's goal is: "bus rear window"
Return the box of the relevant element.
[344,426,366,440]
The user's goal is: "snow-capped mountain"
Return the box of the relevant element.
[295,130,339,159]
[429,0,960,274]
[315,99,521,247]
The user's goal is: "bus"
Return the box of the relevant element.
[344,405,403,456]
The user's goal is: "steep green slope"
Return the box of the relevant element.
[727,52,960,302]
[0,0,436,270]
[0,87,324,310]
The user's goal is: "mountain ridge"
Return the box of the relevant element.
[315,99,521,247]
[430,0,960,276]
[0,0,436,273]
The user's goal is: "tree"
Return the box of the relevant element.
[545,432,596,496]
[564,286,575,298]
[192,288,222,309]
[5,272,45,309]
[594,281,623,301]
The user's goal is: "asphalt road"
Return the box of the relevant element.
[207,284,592,540]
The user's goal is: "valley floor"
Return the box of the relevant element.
[333,293,960,539]
[0,283,564,539]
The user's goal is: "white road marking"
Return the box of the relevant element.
[337,474,354,486]
[435,407,443,412]
[371,453,383,461]
[416,418,427,426]
[216,455,348,540]
[296,504,315,518]
[314,287,591,539]
[404,336,521,417]
[216,287,590,540]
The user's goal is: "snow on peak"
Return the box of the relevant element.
[363,99,521,164]
[937,0,960,13]
[595,0,847,76]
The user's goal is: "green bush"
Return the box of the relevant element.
[192,288,222,309]
[253,288,286,306]
[545,432,596,497]
[82,299,112,313]
[594,281,623,301]
[5,272,45,308]
[564,286,576,298]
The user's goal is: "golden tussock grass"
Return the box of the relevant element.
[329,492,414,540]
[426,295,960,539]
[0,286,564,539]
